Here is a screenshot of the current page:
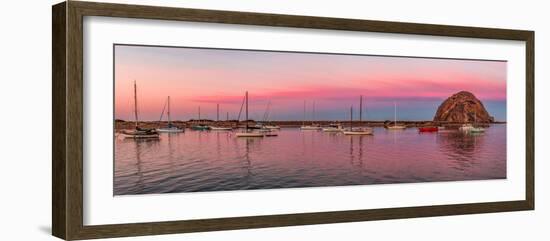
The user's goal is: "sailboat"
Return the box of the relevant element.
[322,122,344,132]
[262,101,281,130]
[461,111,485,133]
[300,101,322,130]
[386,101,406,130]
[210,103,233,131]
[459,123,474,132]
[121,81,160,139]
[191,106,210,130]
[156,96,184,133]
[344,95,373,135]
[236,91,265,137]
[210,126,233,130]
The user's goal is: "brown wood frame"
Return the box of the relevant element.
[52,1,535,240]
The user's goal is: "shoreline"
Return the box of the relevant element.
[115,119,506,130]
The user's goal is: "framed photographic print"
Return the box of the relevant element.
[52,1,534,240]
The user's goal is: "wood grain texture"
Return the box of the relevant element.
[525,32,535,209]
[51,1,535,240]
[66,2,85,240]
[52,2,67,240]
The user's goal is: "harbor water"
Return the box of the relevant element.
[114,125,506,195]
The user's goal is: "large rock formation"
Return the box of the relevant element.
[433,91,494,123]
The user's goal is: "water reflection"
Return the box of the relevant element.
[437,132,484,172]
[114,125,506,195]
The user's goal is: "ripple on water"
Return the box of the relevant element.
[114,126,507,195]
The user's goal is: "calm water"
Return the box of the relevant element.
[114,125,506,195]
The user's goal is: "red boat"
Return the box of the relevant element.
[418,127,439,132]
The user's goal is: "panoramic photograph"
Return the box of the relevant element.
[113,44,507,195]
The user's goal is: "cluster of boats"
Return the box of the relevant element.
[120,81,486,140]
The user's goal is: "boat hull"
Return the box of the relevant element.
[419,127,438,132]
[343,128,373,135]
[300,126,322,130]
[235,132,264,137]
[343,131,373,135]
[470,127,485,133]
[322,128,343,132]
[210,127,233,131]
[120,130,160,139]
[264,126,281,129]
[156,128,184,133]
[191,126,211,131]
[387,125,406,130]
[121,134,160,139]
[459,124,474,132]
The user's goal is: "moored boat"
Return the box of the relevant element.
[260,101,281,130]
[418,126,438,132]
[191,124,210,131]
[236,91,265,138]
[264,132,278,137]
[470,111,485,133]
[156,96,184,133]
[322,123,344,132]
[300,100,322,130]
[301,125,322,130]
[343,129,373,135]
[459,112,485,133]
[209,103,233,131]
[121,81,159,139]
[157,126,184,133]
[386,102,406,130]
[121,128,160,139]
[470,127,486,133]
[191,106,210,131]
[459,124,474,132]
[235,132,264,137]
[210,126,233,131]
[343,95,373,135]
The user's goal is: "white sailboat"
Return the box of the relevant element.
[236,91,265,137]
[344,95,373,135]
[264,125,281,130]
[191,106,210,130]
[156,96,184,133]
[461,111,485,133]
[301,101,322,130]
[210,126,233,130]
[459,123,474,132]
[386,101,406,130]
[261,101,281,130]
[322,123,344,132]
[210,103,233,130]
[121,81,160,139]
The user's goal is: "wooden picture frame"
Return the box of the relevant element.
[52,1,534,240]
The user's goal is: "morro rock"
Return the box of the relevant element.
[433,91,494,123]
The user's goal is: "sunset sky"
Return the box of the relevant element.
[114,45,507,122]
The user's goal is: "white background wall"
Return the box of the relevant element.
[0,0,547,240]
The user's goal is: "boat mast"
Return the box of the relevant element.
[312,101,316,125]
[302,100,306,126]
[133,80,139,129]
[216,103,220,122]
[167,96,171,125]
[359,95,363,123]
[198,106,201,124]
[226,112,229,121]
[350,106,353,131]
[394,101,397,127]
[245,91,249,133]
